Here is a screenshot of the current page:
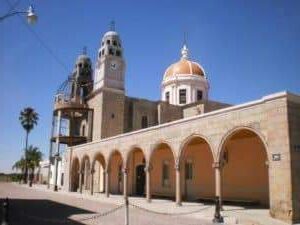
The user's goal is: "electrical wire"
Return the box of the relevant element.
[4,0,70,74]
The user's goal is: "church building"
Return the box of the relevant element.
[49,26,300,224]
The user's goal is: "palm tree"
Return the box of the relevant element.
[19,107,39,184]
[26,145,43,187]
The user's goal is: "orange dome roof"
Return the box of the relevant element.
[163,45,205,80]
[164,58,204,79]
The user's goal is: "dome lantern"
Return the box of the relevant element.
[161,44,210,106]
[181,44,189,59]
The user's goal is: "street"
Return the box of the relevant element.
[0,182,214,225]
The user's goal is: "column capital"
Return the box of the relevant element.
[78,170,84,175]
[212,162,223,169]
[90,169,95,174]
[144,164,152,172]
[122,167,128,174]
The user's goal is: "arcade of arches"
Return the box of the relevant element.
[70,128,269,208]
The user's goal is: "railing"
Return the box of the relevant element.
[3,196,222,225]
[54,93,85,108]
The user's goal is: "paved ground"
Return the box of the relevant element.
[0,182,293,225]
[0,182,215,225]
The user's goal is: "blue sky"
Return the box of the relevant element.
[0,0,299,173]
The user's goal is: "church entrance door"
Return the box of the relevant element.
[135,165,145,196]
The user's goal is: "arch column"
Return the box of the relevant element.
[145,165,151,202]
[213,162,223,207]
[79,170,83,193]
[105,169,110,197]
[175,163,182,206]
[102,169,106,193]
[123,167,128,198]
[90,169,95,195]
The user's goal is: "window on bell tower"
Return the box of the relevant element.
[116,50,121,57]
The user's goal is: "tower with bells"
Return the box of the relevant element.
[89,22,126,140]
[94,21,126,92]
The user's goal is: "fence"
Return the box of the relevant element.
[1,196,222,225]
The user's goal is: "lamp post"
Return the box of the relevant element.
[0,5,38,24]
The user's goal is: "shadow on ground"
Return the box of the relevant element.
[0,198,94,225]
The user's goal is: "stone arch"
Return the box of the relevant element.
[70,157,80,192]
[126,146,147,196]
[218,126,269,206]
[179,134,216,162]
[91,152,106,194]
[217,126,269,162]
[125,145,147,166]
[108,150,124,194]
[80,155,91,191]
[149,140,177,164]
[149,141,176,200]
[178,134,215,201]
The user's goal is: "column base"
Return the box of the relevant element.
[212,216,224,223]
[176,202,182,206]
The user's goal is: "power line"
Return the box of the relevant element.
[7,0,22,13]
[4,0,70,74]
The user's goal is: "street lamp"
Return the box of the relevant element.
[0,5,38,24]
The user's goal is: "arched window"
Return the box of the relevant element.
[116,50,121,57]
[197,90,203,101]
[162,160,170,187]
[165,92,170,103]
[179,89,186,104]
[141,116,148,128]
[82,125,85,136]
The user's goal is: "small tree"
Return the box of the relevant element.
[26,145,43,187]
[19,107,39,184]
[12,157,27,183]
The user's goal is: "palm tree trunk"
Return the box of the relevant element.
[24,131,29,184]
[29,168,34,187]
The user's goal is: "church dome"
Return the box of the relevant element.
[163,45,205,80]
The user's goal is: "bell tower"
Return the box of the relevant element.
[94,22,125,92]
[89,23,126,140]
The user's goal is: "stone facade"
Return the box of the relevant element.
[63,91,300,224]
[287,97,300,223]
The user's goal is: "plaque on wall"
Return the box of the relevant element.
[272,154,281,161]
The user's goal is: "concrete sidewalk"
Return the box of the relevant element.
[18,183,292,225]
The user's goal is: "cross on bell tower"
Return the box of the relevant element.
[110,20,115,31]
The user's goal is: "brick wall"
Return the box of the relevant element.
[287,99,300,223]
